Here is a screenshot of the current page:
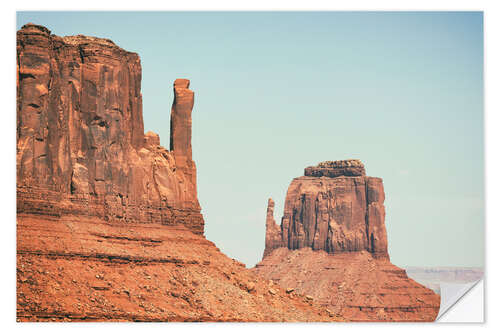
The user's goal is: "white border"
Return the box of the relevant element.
[2,1,498,331]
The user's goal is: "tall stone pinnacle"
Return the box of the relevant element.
[170,78,194,169]
[16,24,204,234]
[264,198,282,259]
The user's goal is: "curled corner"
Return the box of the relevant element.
[436,279,484,322]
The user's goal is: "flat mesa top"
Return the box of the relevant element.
[62,35,117,48]
[18,23,133,54]
[315,159,364,169]
[304,159,366,178]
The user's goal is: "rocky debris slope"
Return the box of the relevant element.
[17,214,342,322]
[253,160,440,321]
[253,248,440,322]
[263,159,388,259]
[16,23,203,234]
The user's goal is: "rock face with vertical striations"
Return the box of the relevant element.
[16,23,203,234]
[263,159,388,259]
[253,160,440,321]
[264,198,282,258]
[16,24,344,323]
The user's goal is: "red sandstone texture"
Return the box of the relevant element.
[16,24,340,322]
[264,159,388,259]
[253,160,440,321]
[254,248,439,322]
[16,23,203,234]
[17,214,340,322]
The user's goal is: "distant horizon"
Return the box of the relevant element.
[403,266,484,269]
[16,11,484,268]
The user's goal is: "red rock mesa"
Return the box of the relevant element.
[16,23,340,322]
[264,160,388,259]
[253,160,440,321]
[17,23,202,234]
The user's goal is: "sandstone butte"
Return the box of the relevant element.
[16,23,342,322]
[252,160,441,321]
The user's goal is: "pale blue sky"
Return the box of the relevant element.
[17,11,484,268]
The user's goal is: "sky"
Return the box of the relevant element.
[16,11,484,268]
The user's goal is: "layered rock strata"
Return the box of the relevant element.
[254,160,440,321]
[17,214,342,322]
[16,23,203,234]
[16,24,343,322]
[304,159,366,178]
[264,159,388,259]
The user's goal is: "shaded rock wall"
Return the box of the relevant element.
[16,23,203,234]
[264,159,388,259]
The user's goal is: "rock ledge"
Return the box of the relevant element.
[304,159,366,178]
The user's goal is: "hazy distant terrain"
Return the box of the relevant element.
[404,267,484,294]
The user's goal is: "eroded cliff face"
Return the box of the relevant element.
[264,160,388,259]
[254,160,440,321]
[16,24,343,322]
[16,23,203,234]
